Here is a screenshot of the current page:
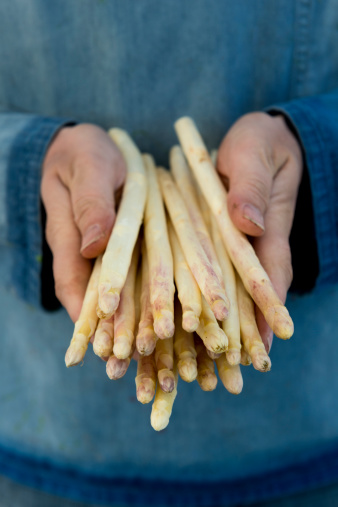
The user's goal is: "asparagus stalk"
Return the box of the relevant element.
[97,129,147,319]
[143,154,175,339]
[216,354,243,394]
[210,214,241,365]
[136,243,157,355]
[65,255,102,367]
[113,242,139,359]
[236,274,271,372]
[168,220,201,332]
[173,302,197,382]
[135,352,157,404]
[194,336,218,391]
[155,335,175,393]
[151,366,178,431]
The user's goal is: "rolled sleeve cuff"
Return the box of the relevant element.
[267,96,338,287]
[6,115,74,307]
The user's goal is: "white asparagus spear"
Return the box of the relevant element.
[170,145,224,290]
[174,117,293,340]
[136,244,157,355]
[155,335,175,393]
[173,302,197,382]
[236,274,271,372]
[211,214,241,365]
[194,336,218,391]
[196,295,228,353]
[135,353,157,404]
[240,349,252,366]
[65,256,102,367]
[151,366,178,431]
[93,315,114,358]
[106,259,142,379]
[168,220,201,332]
[157,168,228,321]
[216,354,243,394]
[97,129,147,319]
[143,154,175,339]
[106,356,131,380]
[113,241,139,359]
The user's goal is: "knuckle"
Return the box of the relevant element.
[73,194,111,229]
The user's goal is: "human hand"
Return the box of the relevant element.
[217,112,303,352]
[41,123,126,322]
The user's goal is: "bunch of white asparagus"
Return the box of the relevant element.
[65,117,294,431]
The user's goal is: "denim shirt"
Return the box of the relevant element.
[0,1,338,505]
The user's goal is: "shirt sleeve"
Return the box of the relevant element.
[267,89,338,290]
[0,113,73,308]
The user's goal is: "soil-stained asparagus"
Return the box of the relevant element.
[174,117,294,340]
[143,154,175,339]
[211,214,241,365]
[151,366,178,431]
[136,244,157,356]
[173,302,197,382]
[216,354,243,394]
[236,274,271,372]
[65,256,102,367]
[157,168,228,321]
[195,336,218,391]
[168,220,201,332]
[240,349,252,366]
[97,129,147,319]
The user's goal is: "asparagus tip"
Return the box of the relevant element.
[65,340,87,367]
[106,356,130,379]
[136,380,156,404]
[151,409,170,431]
[269,305,294,339]
[211,298,229,321]
[154,316,175,340]
[178,359,197,383]
[226,349,241,366]
[158,370,175,393]
[182,311,199,333]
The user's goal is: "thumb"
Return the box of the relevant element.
[70,156,125,259]
[218,140,275,237]
[217,113,290,237]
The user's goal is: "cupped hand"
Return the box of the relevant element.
[41,124,126,322]
[217,112,303,352]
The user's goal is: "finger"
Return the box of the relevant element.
[252,162,300,351]
[42,175,92,322]
[218,131,276,237]
[67,144,126,259]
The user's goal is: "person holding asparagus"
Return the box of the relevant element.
[0,1,338,506]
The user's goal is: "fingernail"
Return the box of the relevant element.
[242,204,265,231]
[81,224,105,252]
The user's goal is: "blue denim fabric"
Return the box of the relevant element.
[3,115,72,305]
[268,90,338,288]
[0,0,338,505]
